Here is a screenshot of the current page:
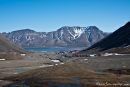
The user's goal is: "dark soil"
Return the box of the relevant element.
[104,68,130,75]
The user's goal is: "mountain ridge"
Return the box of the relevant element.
[2,26,109,48]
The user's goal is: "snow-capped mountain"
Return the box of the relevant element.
[2,26,109,47]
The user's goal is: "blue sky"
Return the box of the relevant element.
[0,0,130,32]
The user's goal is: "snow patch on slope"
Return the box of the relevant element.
[68,27,86,39]
[52,33,54,39]
[60,29,63,40]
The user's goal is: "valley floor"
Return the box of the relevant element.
[0,52,130,87]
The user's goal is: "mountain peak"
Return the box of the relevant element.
[12,29,36,33]
[85,26,100,32]
[20,29,35,32]
[88,26,99,29]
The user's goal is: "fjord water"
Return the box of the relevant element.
[24,47,86,52]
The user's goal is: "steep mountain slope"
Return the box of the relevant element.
[2,26,109,47]
[0,34,27,53]
[80,21,130,54]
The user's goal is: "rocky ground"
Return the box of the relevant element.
[0,52,130,87]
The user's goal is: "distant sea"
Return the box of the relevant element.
[24,47,86,52]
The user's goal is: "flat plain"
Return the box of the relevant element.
[1,52,130,87]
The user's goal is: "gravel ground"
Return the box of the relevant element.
[70,55,130,70]
[0,52,65,79]
[1,52,130,86]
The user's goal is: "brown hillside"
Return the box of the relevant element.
[80,21,130,54]
[0,34,27,54]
